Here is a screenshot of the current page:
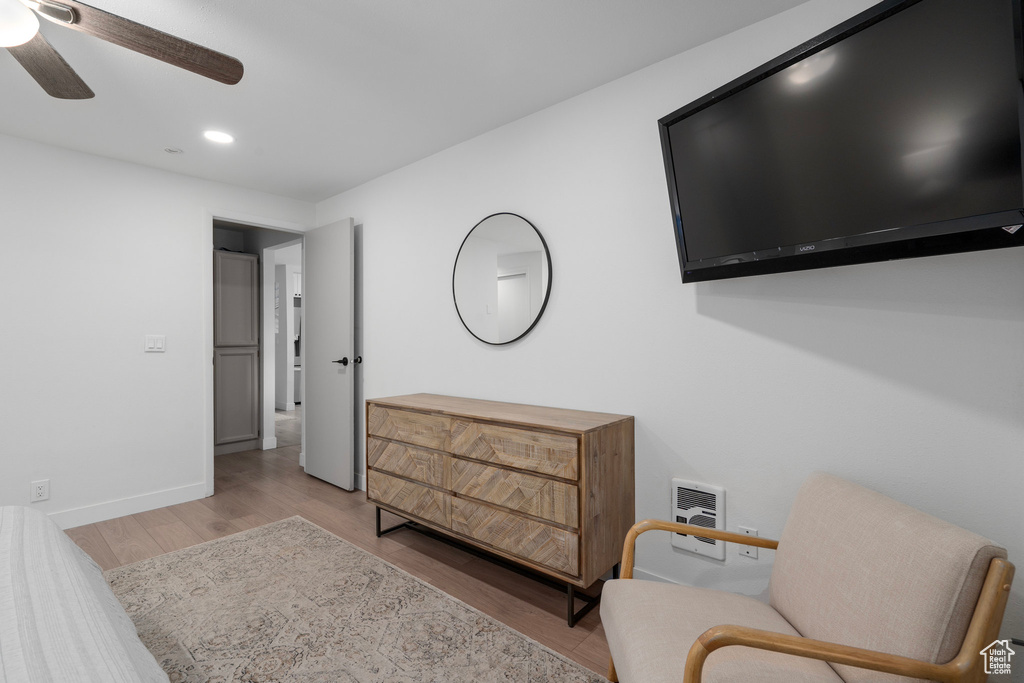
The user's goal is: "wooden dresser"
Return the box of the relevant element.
[366,393,634,620]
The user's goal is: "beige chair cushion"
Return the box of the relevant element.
[769,473,1007,683]
[602,578,843,683]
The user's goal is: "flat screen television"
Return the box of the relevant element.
[659,0,1024,283]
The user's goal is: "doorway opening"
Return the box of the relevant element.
[272,241,303,449]
[274,406,302,447]
[212,220,304,471]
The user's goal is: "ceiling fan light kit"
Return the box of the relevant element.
[0,0,39,47]
[4,0,243,99]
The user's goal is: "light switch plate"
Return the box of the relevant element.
[145,335,166,353]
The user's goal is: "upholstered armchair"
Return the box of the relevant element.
[601,473,1014,682]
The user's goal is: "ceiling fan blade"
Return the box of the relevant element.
[37,0,243,85]
[7,32,94,99]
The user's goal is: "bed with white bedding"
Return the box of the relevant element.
[0,505,167,682]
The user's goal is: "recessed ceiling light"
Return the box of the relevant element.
[203,130,234,144]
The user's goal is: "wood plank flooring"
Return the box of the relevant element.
[64,409,610,675]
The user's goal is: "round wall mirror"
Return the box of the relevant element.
[453,213,552,345]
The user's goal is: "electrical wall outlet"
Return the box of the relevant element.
[738,526,758,559]
[30,479,50,503]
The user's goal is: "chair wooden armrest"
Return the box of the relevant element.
[618,519,779,579]
[683,557,1015,683]
[685,625,953,682]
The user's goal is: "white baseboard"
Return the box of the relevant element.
[275,401,295,411]
[630,567,677,584]
[262,436,278,450]
[354,471,365,492]
[214,439,260,456]
[48,482,208,530]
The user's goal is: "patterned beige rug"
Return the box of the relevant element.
[106,516,606,682]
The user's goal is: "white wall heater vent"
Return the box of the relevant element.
[670,479,726,560]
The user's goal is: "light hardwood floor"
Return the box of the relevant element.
[65,410,610,675]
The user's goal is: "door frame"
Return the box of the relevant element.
[202,210,310,497]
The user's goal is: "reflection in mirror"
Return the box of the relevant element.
[453,213,551,345]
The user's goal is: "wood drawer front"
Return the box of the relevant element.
[367,437,448,489]
[367,471,450,528]
[450,498,579,577]
[449,421,579,480]
[368,406,452,451]
[451,459,579,528]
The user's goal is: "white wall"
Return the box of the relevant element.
[0,133,314,527]
[318,0,1024,637]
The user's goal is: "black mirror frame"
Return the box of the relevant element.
[452,212,553,346]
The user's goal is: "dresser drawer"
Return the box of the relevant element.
[451,459,578,528]
[451,497,579,577]
[367,471,450,528]
[368,437,449,489]
[368,406,452,451]
[449,420,578,480]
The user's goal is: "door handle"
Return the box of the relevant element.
[353,356,362,364]
[332,357,349,366]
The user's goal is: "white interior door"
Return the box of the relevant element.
[302,218,355,490]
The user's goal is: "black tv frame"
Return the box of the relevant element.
[658,0,1024,283]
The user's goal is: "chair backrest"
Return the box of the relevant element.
[768,473,1006,683]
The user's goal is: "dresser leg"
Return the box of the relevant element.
[375,506,414,537]
[566,582,601,627]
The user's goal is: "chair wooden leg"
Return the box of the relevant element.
[608,657,619,682]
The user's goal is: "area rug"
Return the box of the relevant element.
[105,516,606,682]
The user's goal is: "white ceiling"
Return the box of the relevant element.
[0,0,808,202]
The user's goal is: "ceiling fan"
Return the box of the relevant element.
[0,0,243,99]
